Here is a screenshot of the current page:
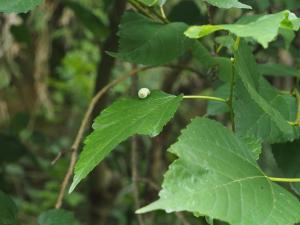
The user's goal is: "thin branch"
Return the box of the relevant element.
[228,58,236,132]
[54,66,151,209]
[131,136,146,225]
[268,177,300,183]
[183,95,227,103]
[131,72,146,225]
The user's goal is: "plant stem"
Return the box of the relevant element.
[228,58,236,131]
[183,95,227,103]
[160,6,167,21]
[268,177,300,183]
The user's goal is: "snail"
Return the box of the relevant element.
[138,88,151,99]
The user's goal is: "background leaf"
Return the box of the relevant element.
[203,0,252,9]
[70,90,182,192]
[273,140,300,195]
[0,191,18,225]
[137,118,300,225]
[136,0,157,6]
[112,11,193,66]
[38,209,75,225]
[258,63,299,77]
[0,0,43,13]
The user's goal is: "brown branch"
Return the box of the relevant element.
[54,66,151,209]
[131,73,146,225]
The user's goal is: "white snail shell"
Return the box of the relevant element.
[138,88,151,99]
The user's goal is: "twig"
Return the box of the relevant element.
[54,66,151,209]
[131,136,146,225]
[131,71,146,225]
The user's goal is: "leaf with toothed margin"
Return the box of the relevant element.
[0,0,43,13]
[69,91,182,192]
[137,117,300,225]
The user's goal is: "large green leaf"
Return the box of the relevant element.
[112,11,192,66]
[0,0,43,13]
[70,91,182,192]
[137,118,300,225]
[203,0,251,9]
[185,10,299,48]
[38,209,75,225]
[0,191,18,225]
[233,41,300,143]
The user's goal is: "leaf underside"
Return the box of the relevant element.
[185,10,300,48]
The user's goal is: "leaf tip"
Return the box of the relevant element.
[68,177,80,194]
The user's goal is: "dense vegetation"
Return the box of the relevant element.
[1,0,300,225]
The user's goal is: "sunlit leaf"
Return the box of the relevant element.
[185,11,299,48]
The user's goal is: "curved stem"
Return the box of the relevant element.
[268,177,300,183]
[183,95,227,103]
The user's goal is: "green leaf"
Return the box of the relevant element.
[185,10,299,48]
[137,118,300,225]
[38,209,75,225]
[258,63,299,78]
[273,140,300,195]
[233,41,300,143]
[206,84,230,116]
[112,11,192,66]
[136,0,157,6]
[192,42,233,81]
[0,191,18,225]
[203,0,252,9]
[0,0,43,13]
[70,91,182,192]
[136,0,167,6]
